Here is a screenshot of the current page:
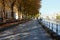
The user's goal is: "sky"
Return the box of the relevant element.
[40,0,60,16]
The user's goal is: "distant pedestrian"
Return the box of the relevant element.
[39,18,42,23]
[40,18,42,21]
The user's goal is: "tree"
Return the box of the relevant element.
[56,14,60,20]
[0,0,41,21]
[21,0,41,19]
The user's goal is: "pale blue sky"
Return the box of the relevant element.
[40,0,60,16]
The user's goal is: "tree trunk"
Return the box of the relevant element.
[3,0,6,22]
[11,0,16,20]
[11,5,14,19]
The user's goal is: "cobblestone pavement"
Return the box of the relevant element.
[0,20,53,40]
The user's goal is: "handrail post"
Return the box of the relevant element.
[49,22,50,28]
[52,23,53,31]
[47,22,49,25]
[56,24,58,34]
[47,22,48,26]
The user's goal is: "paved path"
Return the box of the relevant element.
[0,20,53,40]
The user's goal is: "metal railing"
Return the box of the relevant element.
[42,20,60,35]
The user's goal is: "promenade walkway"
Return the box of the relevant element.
[0,20,53,40]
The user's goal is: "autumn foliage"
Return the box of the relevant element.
[0,0,41,19]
